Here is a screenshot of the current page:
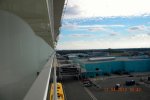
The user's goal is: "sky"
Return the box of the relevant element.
[56,0,150,50]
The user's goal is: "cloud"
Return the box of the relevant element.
[128,25,148,31]
[64,4,83,19]
[62,23,125,31]
[131,34,150,39]
[62,23,78,29]
[87,26,121,34]
[61,23,122,37]
[110,32,119,36]
[64,0,150,19]
[106,25,125,27]
[65,5,81,16]
[57,34,150,50]
[69,33,94,38]
[128,25,150,35]
[147,33,150,35]
[62,23,106,32]
[88,27,105,32]
[61,23,108,32]
[128,27,139,31]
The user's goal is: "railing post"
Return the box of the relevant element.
[53,54,57,100]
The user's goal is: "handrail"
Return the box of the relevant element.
[53,54,58,100]
[24,53,55,100]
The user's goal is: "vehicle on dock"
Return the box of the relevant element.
[82,78,92,87]
[125,80,135,86]
[50,83,65,100]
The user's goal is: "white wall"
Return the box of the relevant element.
[0,10,54,100]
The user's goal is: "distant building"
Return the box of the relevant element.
[74,57,150,78]
[87,51,109,57]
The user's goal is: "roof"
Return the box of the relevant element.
[76,57,150,64]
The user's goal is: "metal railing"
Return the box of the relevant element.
[24,53,55,100]
[53,54,58,100]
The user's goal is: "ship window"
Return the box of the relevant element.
[95,68,99,70]
[96,73,99,76]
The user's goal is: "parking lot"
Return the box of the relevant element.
[87,74,150,100]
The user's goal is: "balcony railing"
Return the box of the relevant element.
[24,53,55,100]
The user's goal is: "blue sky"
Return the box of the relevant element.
[56,0,150,50]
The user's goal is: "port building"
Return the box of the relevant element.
[73,57,150,78]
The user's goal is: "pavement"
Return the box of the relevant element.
[88,75,150,100]
[61,76,92,100]
[57,73,150,100]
